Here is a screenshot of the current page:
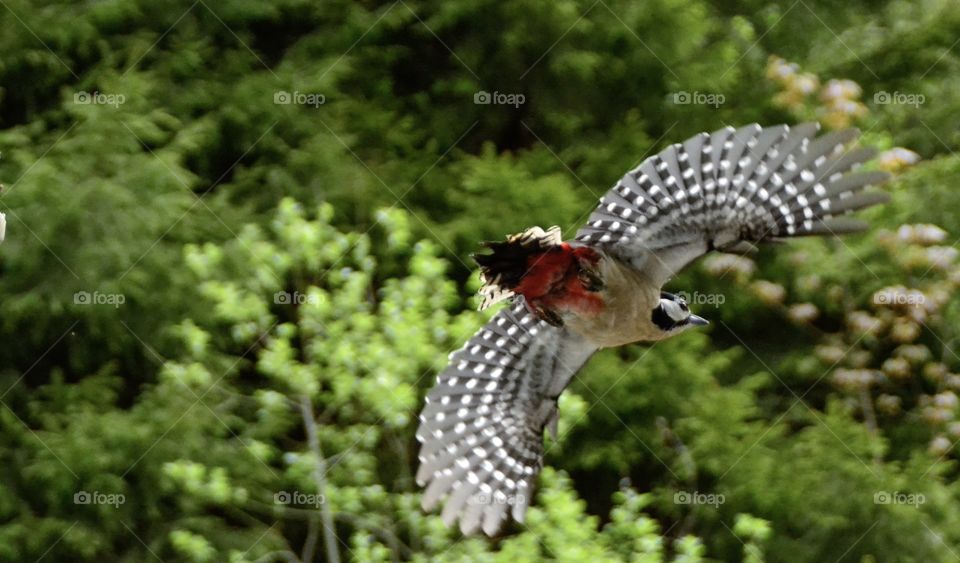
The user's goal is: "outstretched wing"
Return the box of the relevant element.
[416,300,596,536]
[575,123,890,286]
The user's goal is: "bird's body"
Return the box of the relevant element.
[415,123,891,536]
[501,240,665,347]
[564,252,665,346]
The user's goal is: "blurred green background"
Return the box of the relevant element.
[1,0,959,561]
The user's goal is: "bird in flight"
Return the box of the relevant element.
[415,123,890,536]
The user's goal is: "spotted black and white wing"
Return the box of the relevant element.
[416,300,596,536]
[575,123,890,286]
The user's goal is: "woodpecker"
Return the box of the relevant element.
[415,123,890,536]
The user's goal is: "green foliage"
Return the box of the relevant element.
[2,0,960,560]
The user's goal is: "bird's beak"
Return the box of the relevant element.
[688,314,709,326]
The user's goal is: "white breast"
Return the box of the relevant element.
[563,254,663,348]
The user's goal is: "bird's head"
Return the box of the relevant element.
[651,291,709,337]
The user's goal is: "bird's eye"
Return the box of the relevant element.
[679,302,688,311]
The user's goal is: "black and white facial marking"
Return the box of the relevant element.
[651,292,709,332]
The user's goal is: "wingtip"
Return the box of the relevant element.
[512,505,526,525]
[481,506,507,537]
[793,121,821,134]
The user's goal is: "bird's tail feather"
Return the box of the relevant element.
[474,226,563,310]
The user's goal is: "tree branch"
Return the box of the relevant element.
[299,394,340,563]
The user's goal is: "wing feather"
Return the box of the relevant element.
[574,123,890,285]
[416,301,596,535]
